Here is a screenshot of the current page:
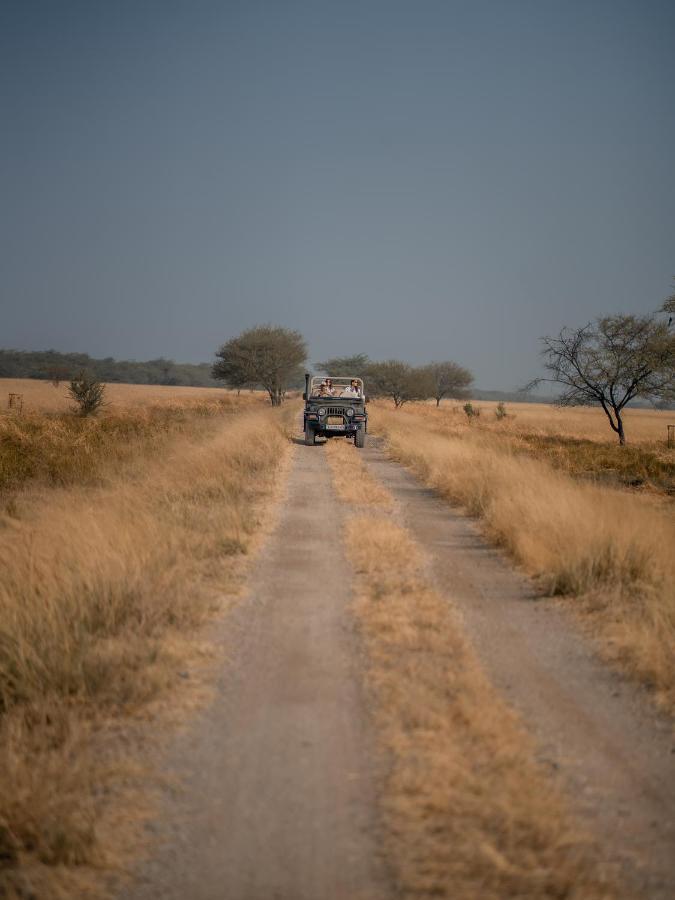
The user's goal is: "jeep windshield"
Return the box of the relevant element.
[308,376,365,399]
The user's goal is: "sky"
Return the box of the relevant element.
[1,0,674,389]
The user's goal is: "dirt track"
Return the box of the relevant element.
[124,437,675,900]
[125,441,391,900]
[362,440,675,899]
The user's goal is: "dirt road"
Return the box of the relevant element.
[362,441,675,899]
[124,437,675,900]
[125,442,391,900]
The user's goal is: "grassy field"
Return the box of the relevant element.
[326,439,615,899]
[370,400,675,713]
[444,398,673,444]
[0,384,291,898]
[0,377,253,414]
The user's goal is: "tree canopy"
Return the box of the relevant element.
[367,360,435,407]
[314,353,371,377]
[420,361,473,407]
[212,325,307,406]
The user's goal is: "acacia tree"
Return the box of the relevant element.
[212,325,307,406]
[314,353,371,377]
[420,361,473,407]
[368,360,434,408]
[529,314,674,444]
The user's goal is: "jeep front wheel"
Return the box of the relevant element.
[304,424,316,446]
[355,427,365,448]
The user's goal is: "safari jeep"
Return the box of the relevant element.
[302,374,368,448]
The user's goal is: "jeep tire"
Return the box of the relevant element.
[304,424,315,446]
[355,427,365,448]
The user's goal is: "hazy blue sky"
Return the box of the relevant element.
[2,0,674,388]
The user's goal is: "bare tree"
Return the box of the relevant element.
[68,371,106,416]
[212,325,307,407]
[528,315,674,444]
[368,360,434,408]
[420,361,473,407]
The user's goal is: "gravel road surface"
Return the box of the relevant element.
[124,443,391,900]
[362,440,675,900]
[123,435,675,900]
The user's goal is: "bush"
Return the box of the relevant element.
[495,402,507,420]
[68,371,106,417]
[463,402,480,420]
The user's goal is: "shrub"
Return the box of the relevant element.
[68,371,106,417]
[463,402,480,420]
[495,401,507,420]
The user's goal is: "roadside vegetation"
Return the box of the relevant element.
[0,391,257,495]
[0,392,291,898]
[371,402,675,713]
[325,438,615,899]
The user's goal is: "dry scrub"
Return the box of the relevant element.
[0,404,292,898]
[0,394,258,495]
[0,377,256,414]
[399,401,675,497]
[325,439,615,898]
[371,405,675,712]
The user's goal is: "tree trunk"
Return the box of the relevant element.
[616,411,626,445]
[436,397,441,407]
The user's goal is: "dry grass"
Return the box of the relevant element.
[0,401,293,897]
[325,439,616,898]
[0,377,263,414]
[431,398,673,444]
[0,395,259,495]
[371,404,675,713]
[405,400,675,497]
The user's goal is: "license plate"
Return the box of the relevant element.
[326,424,344,430]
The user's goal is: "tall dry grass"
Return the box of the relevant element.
[0,394,260,495]
[0,377,259,414]
[372,405,675,712]
[325,439,616,899]
[0,404,292,897]
[430,398,673,444]
[399,400,675,496]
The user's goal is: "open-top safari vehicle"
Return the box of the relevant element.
[302,373,368,448]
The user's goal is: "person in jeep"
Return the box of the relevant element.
[342,379,362,397]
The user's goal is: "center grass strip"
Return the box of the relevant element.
[325,439,616,899]
[0,406,293,899]
[371,405,675,715]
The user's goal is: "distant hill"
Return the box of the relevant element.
[0,349,218,387]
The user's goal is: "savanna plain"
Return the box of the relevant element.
[1,378,674,899]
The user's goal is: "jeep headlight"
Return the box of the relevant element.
[346,407,355,416]
[317,407,326,416]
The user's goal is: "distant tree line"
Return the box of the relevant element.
[0,349,218,387]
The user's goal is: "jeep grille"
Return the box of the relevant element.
[325,407,346,416]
